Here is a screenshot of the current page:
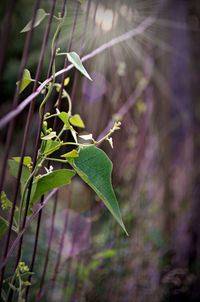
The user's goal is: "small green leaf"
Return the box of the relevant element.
[0,191,13,211]
[69,114,85,128]
[69,146,128,235]
[0,192,19,227]
[64,77,70,86]
[0,216,18,239]
[67,52,92,81]
[9,160,33,213]
[8,160,30,180]
[16,69,32,93]
[41,131,57,140]
[0,216,8,239]
[43,140,60,156]
[13,156,32,167]
[58,112,70,128]
[30,169,76,208]
[61,150,79,158]
[58,112,78,143]
[21,8,47,33]
[23,281,31,286]
[8,160,31,196]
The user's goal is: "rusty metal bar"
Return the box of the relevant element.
[0,0,41,292]
[36,2,81,298]
[71,0,91,103]
[0,0,16,82]
[13,0,59,276]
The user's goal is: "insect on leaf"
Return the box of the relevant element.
[69,146,128,235]
[21,8,47,33]
[67,52,92,81]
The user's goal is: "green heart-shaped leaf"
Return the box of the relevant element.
[69,146,128,235]
[21,8,47,33]
[16,69,32,93]
[58,112,70,128]
[43,140,60,156]
[8,160,31,196]
[70,114,85,128]
[67,52,92,81]
[12,156,32,167]
[30,169,76,210]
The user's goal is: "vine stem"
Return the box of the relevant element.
[17,109,67,231]
[16,106,78,232]
[0,16,155,129]
[5,269,17,302]
[61,142,93,147]
[39,83,53,116]
[17,157,45,232]
[53,84,72,115]
[39,17,64,116]
[43,157,68,163]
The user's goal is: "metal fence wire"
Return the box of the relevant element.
[0,0,164,301]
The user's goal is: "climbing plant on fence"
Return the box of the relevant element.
[0,0,159,300]
[0,2,130,301]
